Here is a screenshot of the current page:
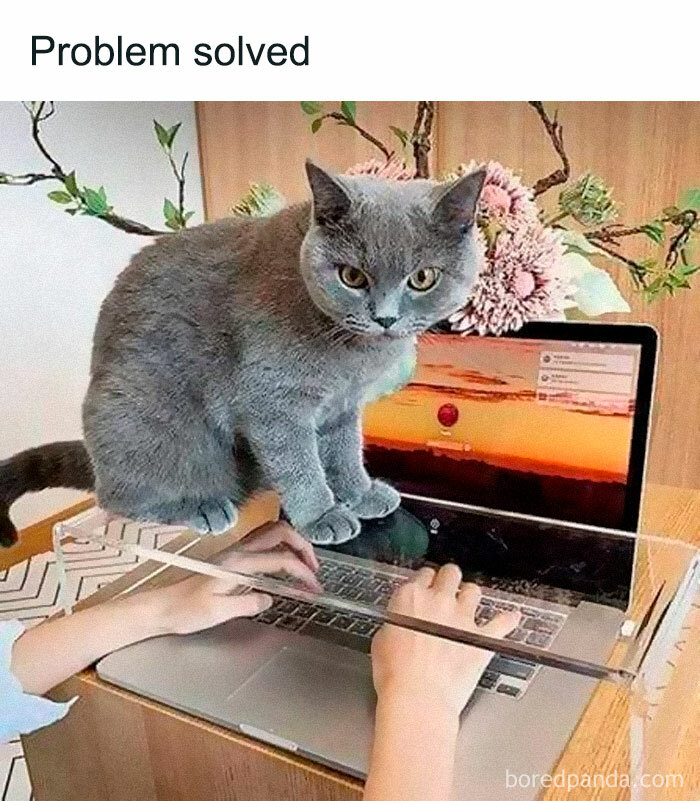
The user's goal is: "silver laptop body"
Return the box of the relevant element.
[98,519,625,801]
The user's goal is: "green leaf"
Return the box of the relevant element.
[153,120,170,149]
[64,207,78,216]
[164,219,181,231]
[681,188,700,210]
[389,125,410,148]
[311,117,323,134]
[163,198,179,223]
[340,101,356,124]
[64,171,78,197]
[48,190,72,204]
[183,210,195,222]
[561,251,631,316]
[640,222,665,244]
[97,186,107,203]
[166,123,181,149]
[231,183,286,218]
[83,187,108,215]
[300,101,323,116]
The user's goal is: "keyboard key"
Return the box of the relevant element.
[505,628,527,642]
[314,610,336,625]
[257,610,283,625]
[496,683,521,697]
[539,612,563,623]
[478,670,499,690]
[526,632,551,648]
[294,604,318,620]
[333,615,354,631]
[276,600,299,615]
[349,620,374,636]
[489,656,536,681]
[278,615,306,631]
[534,621,558,635]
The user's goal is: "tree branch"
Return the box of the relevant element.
[528,101,570,197]
[412,101,435,179]
[320,112,393,161]
[0,171,56,186]
[2,101,174,237]
[582,237,649,289]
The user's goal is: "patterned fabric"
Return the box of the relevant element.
[0,517,182,801]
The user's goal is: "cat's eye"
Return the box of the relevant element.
[338,265,369,289]
[408,267,440,292]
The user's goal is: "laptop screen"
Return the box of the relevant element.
[363,330,645,532]
[338,324,656,608]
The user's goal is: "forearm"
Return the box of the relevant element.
[10,590,171,695]
[365,692,460,801]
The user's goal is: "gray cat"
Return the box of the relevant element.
[0,161,485,545]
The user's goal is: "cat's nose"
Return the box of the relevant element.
[374,316,398,329]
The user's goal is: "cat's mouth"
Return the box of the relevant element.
[340,315,422,339]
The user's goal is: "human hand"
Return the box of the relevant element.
[147,521,321,636]
[371,564,520,716]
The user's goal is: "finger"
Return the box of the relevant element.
[235,551,322,592]
[481,609,521,638]
[457,582,481,618]
[239,521,319,573]
[433,563,462,595]
[225,591,273,618]
[411,567,436,588]
[237,521,291,551]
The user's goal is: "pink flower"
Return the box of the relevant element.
[345,158,415,181]
[480,184,512,218]
[449,160,539,228]
[512,267,536,299]
[450,223,569,336]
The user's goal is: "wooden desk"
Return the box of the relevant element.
[15,485,700,801]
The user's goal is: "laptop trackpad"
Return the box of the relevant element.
[226,646,375,772]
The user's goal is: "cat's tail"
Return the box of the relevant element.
[0,441,95,547]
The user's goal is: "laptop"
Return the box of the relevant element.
[97,321,658,800]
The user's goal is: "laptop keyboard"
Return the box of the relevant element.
[254,556,567,699]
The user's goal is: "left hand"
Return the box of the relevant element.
[148,521,320,635]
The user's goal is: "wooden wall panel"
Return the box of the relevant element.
[196,101,700,489]
[196,101,421,218]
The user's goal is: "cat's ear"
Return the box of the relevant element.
[305,160,351,225]
[430,168,486,235]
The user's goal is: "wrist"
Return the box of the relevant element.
[376,684,462,730]
[112,588,177,639]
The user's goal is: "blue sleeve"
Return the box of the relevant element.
[0,620,77,743]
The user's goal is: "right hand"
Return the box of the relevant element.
[371,564,520,716]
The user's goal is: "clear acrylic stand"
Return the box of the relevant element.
[53,500,700,799]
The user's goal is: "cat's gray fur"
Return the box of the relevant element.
[1,162,485,545]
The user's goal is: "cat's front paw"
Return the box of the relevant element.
[301,504,361,545]
[188,499,239,535]
[351,480,400,520]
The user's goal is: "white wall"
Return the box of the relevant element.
[0,102,204,529]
